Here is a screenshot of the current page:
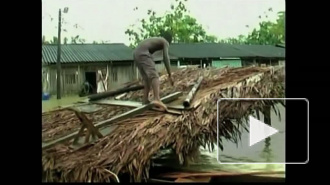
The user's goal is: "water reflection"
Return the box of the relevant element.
[260,138,273,162]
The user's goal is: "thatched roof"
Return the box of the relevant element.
[42,66,285,182]
[42,105,133,142]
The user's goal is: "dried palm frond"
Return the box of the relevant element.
[42,66,285,182]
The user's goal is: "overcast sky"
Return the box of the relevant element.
[42,0,285,45]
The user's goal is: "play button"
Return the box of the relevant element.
[249,116,279,147]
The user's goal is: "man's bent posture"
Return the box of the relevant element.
[133,34,174,111]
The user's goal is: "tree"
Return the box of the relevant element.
[42,35,85,44]
[246,12,285,45]
[42,35,50,44]
[64,37,68,44]
[70,35,86,44]
[219,34,247,44]
[125,0,218,47]
[221,10,285,45]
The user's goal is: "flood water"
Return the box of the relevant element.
[42,95,85,112]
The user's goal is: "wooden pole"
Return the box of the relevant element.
[88,85,144,101]
[183,76,203,107]
[56,9,62,99]
[107,64,110,90]
[77,65,81,89]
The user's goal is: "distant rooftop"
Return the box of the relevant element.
[42,43,134,64]
[42,43,285,64]
[168,43,285,59]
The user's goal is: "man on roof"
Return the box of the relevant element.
[133,30,174,111]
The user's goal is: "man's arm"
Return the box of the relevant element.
[163,42,172,77]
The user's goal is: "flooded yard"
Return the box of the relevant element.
[42,95,85,111]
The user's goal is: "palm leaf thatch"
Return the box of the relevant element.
[42,105,133,142]
[42,66,285,182]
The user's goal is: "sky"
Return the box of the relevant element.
[42,0,285,45]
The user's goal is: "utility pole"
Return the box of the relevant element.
[56,7,68,99]
[56,9,62,99]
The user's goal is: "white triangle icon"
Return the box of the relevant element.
[249,116,279,147]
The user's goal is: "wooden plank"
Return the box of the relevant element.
[95,99,187,110]
[42,91,183,150]
[175,177,211,183]
[70,124,118,151]
[88,85,144,101]
[94,92,183,129]
[95,100,142,107]
[114,93,127,100]
[151,107,182,115]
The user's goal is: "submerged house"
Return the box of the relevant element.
[42,42,285,96]
[152,43,285,72]
[42,43,135,95]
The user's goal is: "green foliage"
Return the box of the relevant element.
[125,0,218,47]
[42,35,85,44]
[42,35,50,45]
[246,11,285,45]
[70,35,86,44]
[125,1,284,47]
[221,10,285,45]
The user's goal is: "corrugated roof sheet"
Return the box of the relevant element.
[231,44,285,58]
[42,43,134,64]
[168,43,285,59]
[168,43,253,58]
[152,50,178,61]
[42,43,285,64]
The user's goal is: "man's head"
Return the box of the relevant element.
[160,30,172,44]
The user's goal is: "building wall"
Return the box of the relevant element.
[109,63,135,90]
[241,58,256,67]
[42,66,50,93]
[48,66,81,95]
[212,59,242,68]
[242,58,284,67]
[256,59,280,66]
[174,59,212,69]
[47,61,135,95]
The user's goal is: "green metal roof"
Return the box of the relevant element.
[168,43,285,59]
[152,50,178,61]
[42,43,134,64]
[168,43,255,58]
[231,44,285,58]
